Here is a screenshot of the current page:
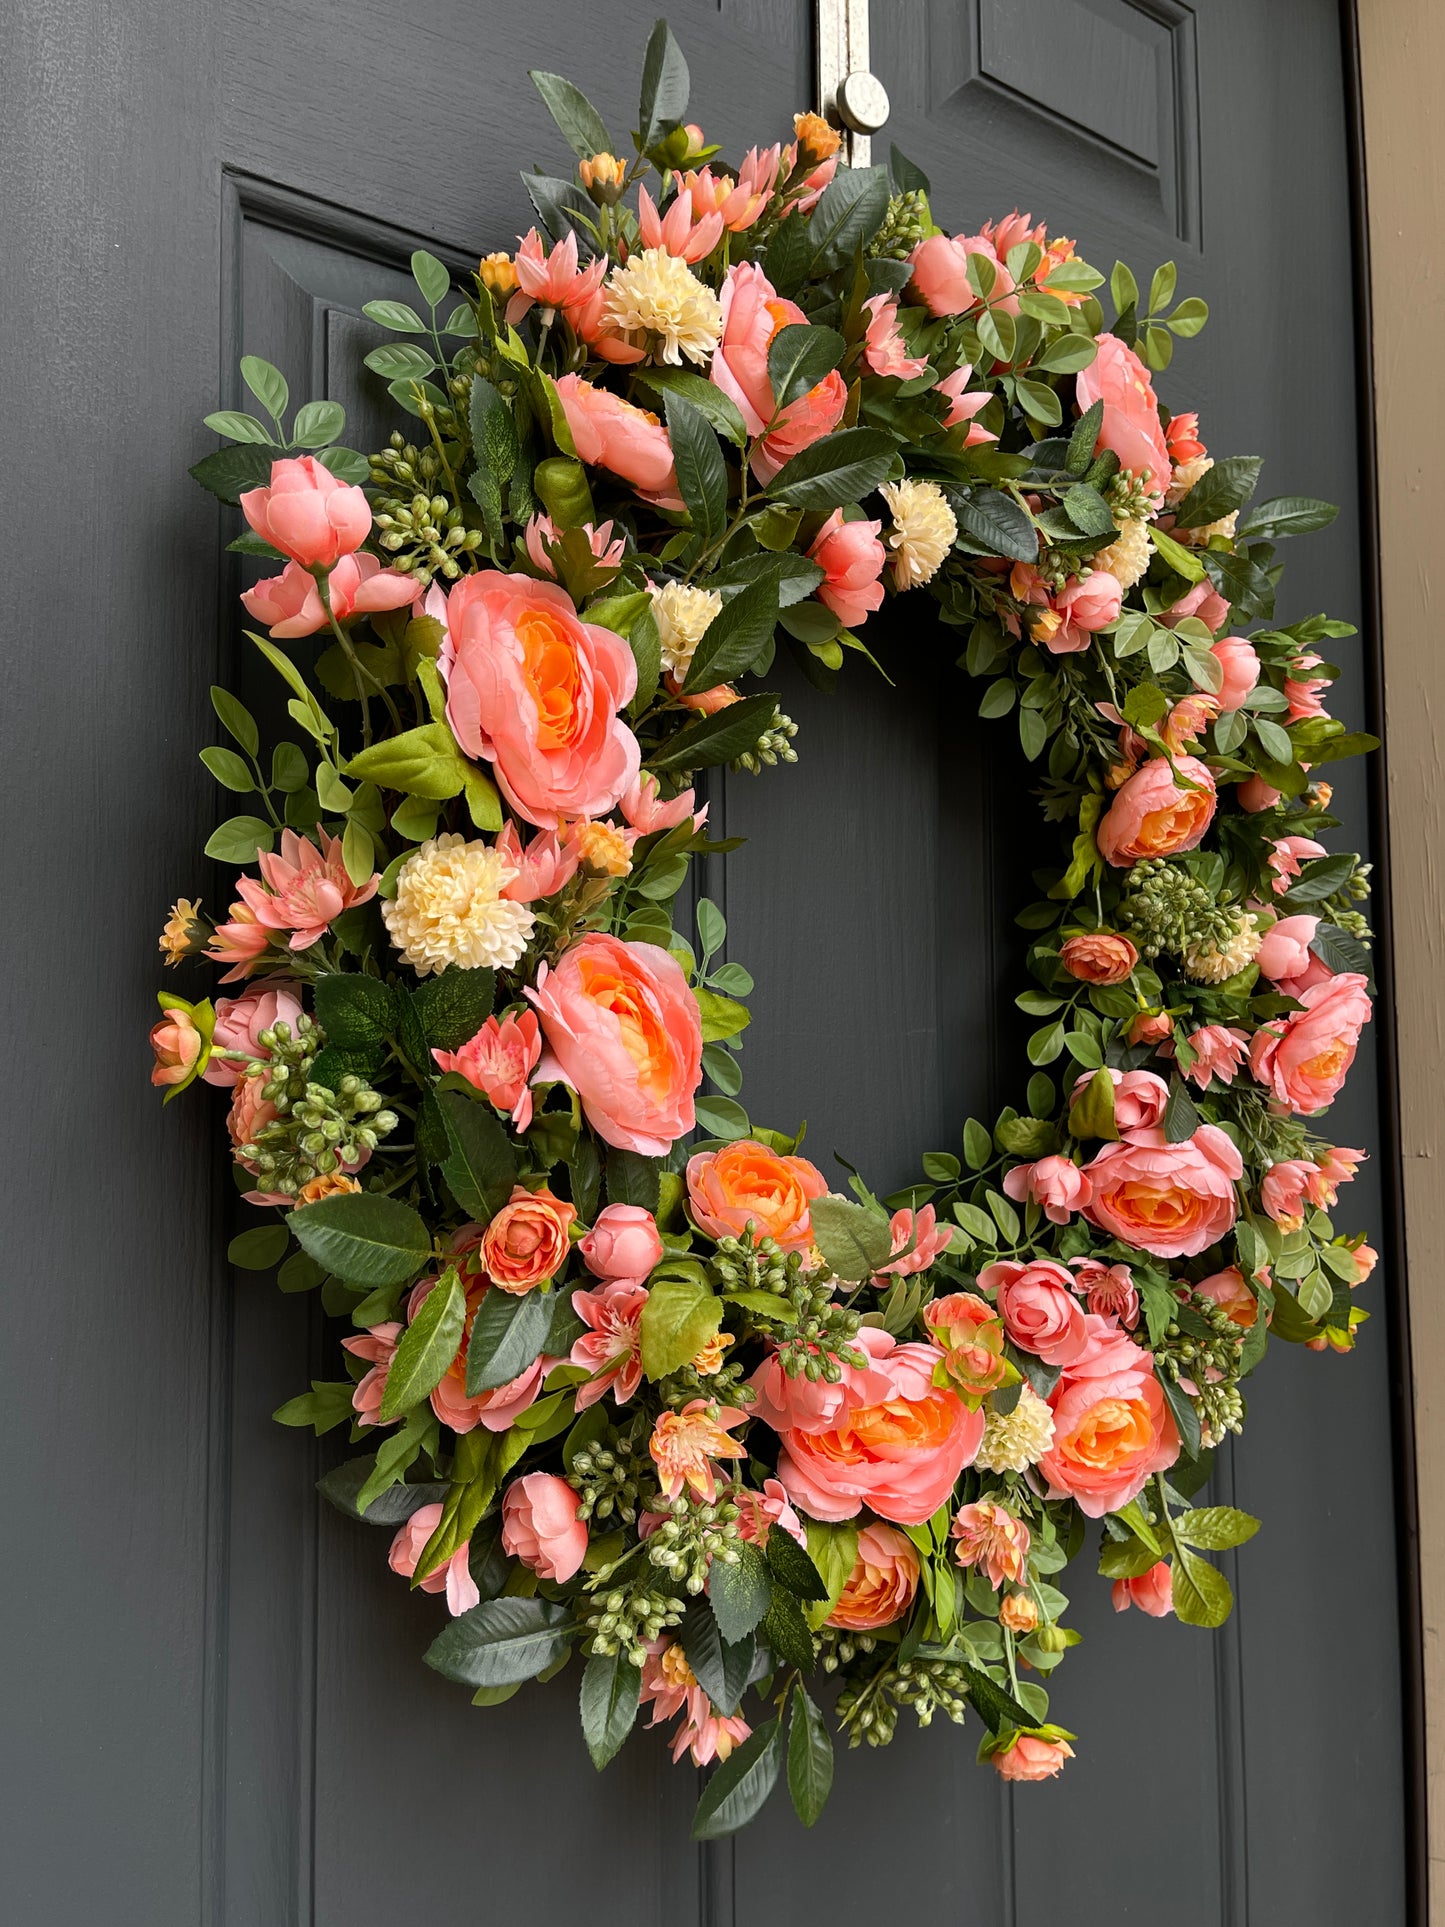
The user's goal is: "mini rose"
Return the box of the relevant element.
[1060,931,1138,985]
[1249,972,1373,1114]
[981,1258,1088,1366]
[1083,1124,1243,1258]
[579,1203,665,1282]
[1211,635,1261,710]
[1048,570,1122,653]
[388,1503,480,1617]
[988,1729,1076,1782]
[501,1472,589,1582]
[1096,754,1218,867]
[686,1138,827,1255]
[1041,1314,1179,1515]
[808,510,887,629]
[1196,1265,1262,1330]
[1002,1154,1092,1226]
[479,1184,575,1294]
[240,454,372,568]
[1071,1067,1169,1134]
[1074,333,1172,500]
[735,1477,808,1550]
[826,1523,921,1631]
[553,374,681,507]
[203,981,304,1088]
[748,1325,896,1437]
[1112,1560,1174,1617]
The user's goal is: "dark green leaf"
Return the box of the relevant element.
[379,1269,466,1419]
[1279,852,1356,906]
[766,324,845,412]
[410,965,496,1053]
[952,488,1038,562]
[633,366,748,445]
[763,211,815,299]
[439,1089,518,1222]
[606,1147,662,1211]
[646,691,781,772]
[681,574,778,693]
[291,1192,431,1289]
[1172,455,1263,531]
[1061,483,1115,536]
[424,1597,573,1688]
[888,143,930,195]
[787,1688,834,1827]
[1159,1371,1203,1460]
[579,1650,641,1768]
[762,1585,816,1671]
[1239,495,1338,542]
[314,973,396,1051]
[808,165,891,273]
[680,1604,754,1713]
[765,1524,828,1602]
[530,69,613,158]
[1311,922,1373,979]
[664,390,728,548]
[766,428,897,510]
[710,1542,773,1645]
[1162,1076,1201,1143]
[190,438,281,506]
[638,17,690,148]
[958,1662,1034,1735]
[317,1454,448,1524]
[465,1285,552,1394]
[690,1718,784,1839]
[228,1224,289,1270]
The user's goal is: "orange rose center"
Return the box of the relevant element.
[1138,789,1210,856]
[1060,1395,1153,1474]
[576,956,671,1099]
[1108,1177,1200,1236]
[826,1386,958,1462]
[517,609,581,749]
[1301,1039,1348,1083]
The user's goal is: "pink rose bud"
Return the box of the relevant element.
[808,510,887,630]
[239,455,373,569]
[388,1502,479,1617]
[501,1473,589,1582]
[1256,914,1319,983]
[1001,1154,1092,1226]
[1211,635,1261,710]
[579,1203,665,1281]
[1112,1560,1174,1617]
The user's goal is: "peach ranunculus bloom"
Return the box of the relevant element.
[826,1522,921,1631]
[433,1009,543,1133]
[441,569,640,828]
[709,262,847,481]
[479,1183,575,1293]
[772,1328,984,1526]
[1112,1560,1174,1616]
[240,552,417,637]
[149,1005,206,1088]
[388,1503,480,1617]
[685,1138,827,1255]
[528,933,702,1154]
[569,1279,649,1409]
[1196,1265,1263,1330]
[1083,1124,1243,1258]
[1211,635,1261,710]
[649,1399,748,1502]
[1059,931,1138,985]
[1249,972,1372,1115]
[1181,1024,1251,1090]
[342,1320,401,1426]
[1001,1153,1092,1225]
[988,1728,1077,1782]
[951,1498,1031,1589]
[1041,1313,1180,1516]
[500,1471,589,1582]
[861,293,929,380]
[982,1258,1088,1366]
[1096,753,1218,867]
[908,232,1018,318]
[239,455,372,569]
[203,981,304,1087]
[408,1272,551,1434]
[553,374,681,506]
[808,510,887,629]
[579,1203,665,1282]
[1074,333,1173,502]
[236,827,378,950]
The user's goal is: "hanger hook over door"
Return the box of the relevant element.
[815,0,891,167]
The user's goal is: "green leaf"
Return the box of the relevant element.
[291,1192,431,1289]
[802,1519,859,1628]
[314,973,396,1050]
[1111,261,1139,316]
[694,989,750,1044]
[228,1224,289,1270]
[363,298,427,333]
[1159,1371,1202,1460]
[277,1249,325,1294]
[190,440,283,505]
[958,1662,1034,1736]
[765,1524,828,1602]
[424,1597,573,1688]
[365,341,437,382]
[952,489,1038,562]
[316,446,370,484]
[766,428,897,510]
[682,575,780,693]
[664,389,729,548]
[291,399,346,448]
[439,1089,518,1222]
[411,249,451,308]
[888,143,930,195]
[579,1650,641,1769]
[210,687,260,759]
[808,1194,894,1281]
[1150,524,1205,582]
[1162,1076,1201,1144]
[343,722,466,800]
[695,1095,751,1140]
[1166,296,1209,337]
[763,1584,816,1671]
[1171,1544,1234,1628]
[1310,921,1373,979]
[680,1605,754,1714]
[1172,455,1263,531]
[786,1688,834,1827]
[272,1380,355,1435]
[638,17,690,148]
[808,165,891,272]
[709,1541,773,1643]
[1174,1505,1261,1552]
[606,1147,662,1211]
[639,1269,722,1379]
[1061,483,1115,537]
[200,745,255,793]
[691,1717,784,1839]
[963,1119,993,1170]
[646,691,782,773]
[204,409,273,444]
[1239,495,1338,542]
[767,324,845,412]
[530,69,613,158]
[379,1268,466,1420]
[409,965,497,1052]
[204,815,274,864]
[1280,852,1357,906]
[633,366,748,446]
[240,354,289,424]
[465,1285,552,1395]
[316,1454,448,1524]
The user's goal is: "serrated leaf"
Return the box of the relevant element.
[379,1268,466,1419]
[189,440,284,505]
[1173,455,1263,531]
[680,1605,754,1714]
[766,324,845,412]
[766,428,896,510]
[639,1270,722,1379]
[709,1541,773,1645]
[765,1524,827,1602]
[786,1688,834,1827]
[690,1717,784,1839]
[465,1286,552,1395]
[439,1088,517,1222]
[953,488,1038,562]
[425,1597,573,1688]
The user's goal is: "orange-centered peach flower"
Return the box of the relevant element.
[826,1523,920,1631]
[1096,754,1218,867]
[685,1139,827,1255]
[479,1184,575,1294]
[649,1400,747,1502]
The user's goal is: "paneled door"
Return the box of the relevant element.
[2,1,1405,1923]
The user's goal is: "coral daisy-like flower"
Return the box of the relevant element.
[159,897,203,966]
[603,248,724,367]
[650,579,721,680]
[951,1497,1032,1589]
[382,832,536,976]
[649,1399,747,1501]
[1183,912,1261,985]
[880,477,958,590]
[236,827,378,951]
[972,1382,1056,1474]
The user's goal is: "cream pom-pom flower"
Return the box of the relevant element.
[1093,515,1152,592]
[973,1383,1056,1474]
[1184,912,1261,986]
[651,579,722,680]
[881,477,958,590]
[383,832,536,976]
[603,248,723,367]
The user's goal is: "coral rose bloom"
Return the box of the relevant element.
[528,934,702,1155]
[1042,1314,1179,1516]
[827,1523,921,1631]
[982,1258,1087,1366]
[991,1731,1076,1782]
[479,1184,574,1293]
[1074,333,1172,501]
[1060,931,1138,985]
[388,1503,479,1617]
[1113,1560,1174,1617]
[1249,972,1372,1115]
[1083,1123,1243,1258]
[239,454,371,568]
[808,510,886,629]
[1096,754,1218,867]
[553,374,681,507]
[500,1471,588,1582]
[773,1331,984,1526]
[442,569,639,828]
[1002,1154,1092,1226]
[686,1139,827,1256]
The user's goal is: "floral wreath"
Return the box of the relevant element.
[155,22,1378,1833]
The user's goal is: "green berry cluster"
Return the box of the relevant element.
[731,709,799,774]
[834,1655,973,1748]
[1154,1290,1247,1442]
[1116,857,1238,962]
[869,190,930,261]
[568,1422,652,1525]
[368,433,483,582]
[645,1490,744,1596]
[237,1017,397,1197]
[583,1583,685,1667]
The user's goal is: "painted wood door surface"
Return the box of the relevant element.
[2,2,1404,1922]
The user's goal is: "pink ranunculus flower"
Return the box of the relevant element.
[861,293,929,379]
[240,455,372,569]
[570,1279,649,1409]
[1212,635,1261,710]
[1268,834,1328,895]
[1070,1257,1139,1328]
[773,1330,984,1526]
[1096,753,1218,867]
[580,1203,665,1281]
[1074,333,1172,501]
[501,1472,588,1582]
[619,770,706,835]
[1261,1159,1317,1230]
[1128,1010,1174,1048]
[203,981,304,1087]
[686,1139,827,1256]
[748,1324,897,1437]
[735,1476,808,1549]
[877,1203,954,1277]
[1237,774,1283,813]
[226,1072,277,1174]
[990,1731,1076,1782]
[1002,1154,1092,1226]
[1183,1024,1252,1090]
[1083,1125,1243,1258]
[342,1320,401,1427]
[553,374,682,507]
[235,827,378,950]
[827,1522,921,1631]
[637,182,724,263]
[1042,1313,1180,1515]
[1071,1067,1170,1134]
[982,1258,1089,1366]
[937,363,997,444]
[432,1009,543,1133]
[522,513,626,579]
[808,510,887,629]
[908,232,1017,318]
[1112,1560,1174,1617]
[752,369,847,486]
[388,1503,480,1617]
[495,820,582,902]
[1197,1265,1263,1331]
[1257,913,1320,982]
[1159,579,1231,635]
[1046,571,1122,654]
[528,933,702,1154]
[1249,972,1373,1114]
[240,552,417,638]
[442,569,639,828]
